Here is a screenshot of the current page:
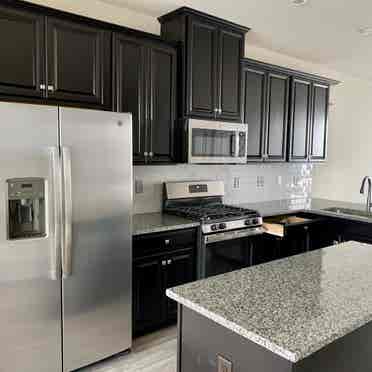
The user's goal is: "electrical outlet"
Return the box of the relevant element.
[135,179,144,194]
[256,176,264,188]
[217,355,232,372]
[233,177,240,189]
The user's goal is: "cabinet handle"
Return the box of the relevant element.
[48,85,55,92]
[218,108,222,114]
[149,152,153,158]
[144,152,148,157]
[161,260,167,266]
[40,84,46,91]
[167,259,172,265]
[165,239,170,245]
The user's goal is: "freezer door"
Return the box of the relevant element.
[0,102,62,372]
[59,107,132,371]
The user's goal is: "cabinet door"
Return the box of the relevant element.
[251,235,280,265]
[148,44,177,163]
[288,78,312,162]
[164,249,194,321]
[242,67,266,161]
[265,73,289,161]
[187,17,218,118]
[310,83,329,161]
[217,29,243,122]
[0,5,45,98]
[114,33,147,163]
[46,17,111,107]
[133,256,166,335]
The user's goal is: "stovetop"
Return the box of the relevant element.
[164,203,259,222]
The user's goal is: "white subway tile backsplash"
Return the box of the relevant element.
[133,163,313,214]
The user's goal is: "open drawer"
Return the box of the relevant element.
[262,213,322,238]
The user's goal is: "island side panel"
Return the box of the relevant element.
[179,305,293,372]
[293,318,372,372]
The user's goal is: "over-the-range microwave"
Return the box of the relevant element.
[187,119,248,164]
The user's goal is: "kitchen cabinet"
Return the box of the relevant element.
[288,79,329,162]
[0,4,45,98]
[133,229,196,335]
[46,17,111,107]
[159,7,249,122]
[242,58,337,163]
[114,33,177,164]
[241,62,289,162]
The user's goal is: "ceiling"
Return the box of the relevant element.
[100,0,372,81]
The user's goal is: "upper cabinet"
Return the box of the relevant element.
[0,3,111,109]
[159,7,249,122]
[113,33,177,164]
[242,58,338,163]
[46,17,111,106]
[0,5,45,98]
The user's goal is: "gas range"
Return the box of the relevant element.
[163,181,263,234]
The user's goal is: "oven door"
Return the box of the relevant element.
[203,227,263,278]
[188,119,247,164]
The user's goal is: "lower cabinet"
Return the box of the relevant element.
[133,229,196,336]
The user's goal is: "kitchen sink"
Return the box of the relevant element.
[324,207,372,219]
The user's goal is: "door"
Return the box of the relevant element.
[242,67,266,161]
[133,256,165,334]
[0,5,45,98]
[46,17,111,106]
[0,102,62,372]
[265,73,290,161]
[59,108,132,371]
[187,17,218,118]
[114,33,147,163]
[288,78,312,162]
[218,29,243,122]
[165,249,194,321]
[310,83,329,161]
[148,44,176,163]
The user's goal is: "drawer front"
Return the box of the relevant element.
[134,228,197,259]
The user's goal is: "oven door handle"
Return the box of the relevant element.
[234,131,240,158]
[204,227,265,244]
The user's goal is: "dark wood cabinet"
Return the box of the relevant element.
[0,5,45,98]
[159,7,249,122]
[114,33,176,164]
[241,62,289,162]
[133,229,196,335]
[46,17,111,107]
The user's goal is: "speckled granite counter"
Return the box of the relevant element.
[237,197,372,222]
[167,241,372,362]
[133,212,199,236]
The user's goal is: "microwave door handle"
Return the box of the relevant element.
[61,146,73,279]
[235,132,240,157]
[49,147,62,280]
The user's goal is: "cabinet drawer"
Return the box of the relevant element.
[133,228,197,259]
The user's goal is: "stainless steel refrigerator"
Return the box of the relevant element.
[0,102,132,372]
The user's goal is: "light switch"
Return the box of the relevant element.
[217,355,232,372]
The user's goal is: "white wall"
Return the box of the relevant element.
[26,0,370,207]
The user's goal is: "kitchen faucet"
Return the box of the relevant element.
[360,176,372,212]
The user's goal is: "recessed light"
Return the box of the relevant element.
[291,0,308,5]
[358,27,372,36]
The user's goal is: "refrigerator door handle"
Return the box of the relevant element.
[49,147,62,280]
[62,146,73,278]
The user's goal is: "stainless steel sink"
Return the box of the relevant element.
[324,207,372,219]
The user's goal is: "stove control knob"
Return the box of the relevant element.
[245,219,252,226]
[219,223,227,230]
[211,224,218,231]
[252,218,260,225]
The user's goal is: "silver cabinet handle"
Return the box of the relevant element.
[48,85,55,92]
[144,152,148,157]
[167,259,172,265]
[218,108,222,114]
[165,239,170,245]
[161,260,167,266]
[149,152,153,157]
[61,146,73,279]
[40,84,46,91]
[49,147,62,280]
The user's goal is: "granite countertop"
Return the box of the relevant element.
[237,197,372,222]
[133,212,200,236]
[167,241,372,362]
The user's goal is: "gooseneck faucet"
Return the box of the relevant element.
[360,176,372,212]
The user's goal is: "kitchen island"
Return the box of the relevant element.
[167,241,372,372]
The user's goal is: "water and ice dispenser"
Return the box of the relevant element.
[7,178,46,240]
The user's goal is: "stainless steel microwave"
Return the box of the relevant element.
[188,119,248,164]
